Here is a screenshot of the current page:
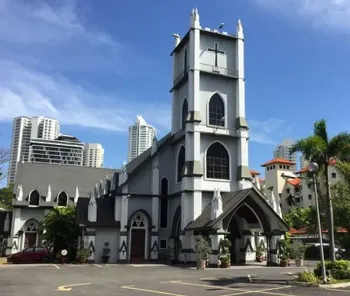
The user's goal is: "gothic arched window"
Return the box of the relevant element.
[177,146,185,183]
[57,191,68,207]
[29,190,40,206]
[206,142,230,180]
[208,93,225,126]
[182,99,188,130]
[160,178,169,228]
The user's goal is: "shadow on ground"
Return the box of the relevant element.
[202,276,289,287]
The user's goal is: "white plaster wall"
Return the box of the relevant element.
[199,75,236,128]
[95,228,119,263]
[172,83,189,133]
[201,191,212,211]
[200,134,238,192]
[199,34,236,72]
[174,46,188,81]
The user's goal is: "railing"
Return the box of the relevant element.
[199,63,239,77]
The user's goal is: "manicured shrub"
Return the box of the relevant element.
[298,271,319,284]
[314,260,350,280]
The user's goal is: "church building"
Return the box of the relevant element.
[6,162,118,255]
[76,9,288,265]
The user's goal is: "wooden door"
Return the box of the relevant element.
[130,229,146,259]
[25,233,37,248]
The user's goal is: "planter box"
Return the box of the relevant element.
[295,258,304,267]
[280,259,288,267]
[197,260,206,270]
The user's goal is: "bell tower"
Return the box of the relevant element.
[170,8,252,261]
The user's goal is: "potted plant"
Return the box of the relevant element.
[278,238,291,267]
[290,240,305,267]
[255,244,265,263]
[102,242,111,264]
[279,254,289,267]
[195,235,211,270]
[219,238,232,268]
[77,248,90,264]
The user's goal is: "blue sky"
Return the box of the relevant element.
[0,0,350,184]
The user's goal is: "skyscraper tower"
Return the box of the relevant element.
[127,115,157,162]
[7,116,60,184]
[273,139,297,171]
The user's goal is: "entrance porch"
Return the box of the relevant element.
[184,187,289,266]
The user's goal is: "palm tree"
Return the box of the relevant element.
[335,161,350,184]
[291,119,350,261]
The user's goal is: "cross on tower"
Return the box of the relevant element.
[208,42,224,67]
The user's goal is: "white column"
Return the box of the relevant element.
[209,234,224,266]
[151,155,159,260]
[6,208,22,255]
[118,185,129,261]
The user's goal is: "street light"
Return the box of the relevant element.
[308,162,327,284]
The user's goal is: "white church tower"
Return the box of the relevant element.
[171,9,251,258]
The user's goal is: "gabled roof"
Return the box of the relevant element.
[249,169,261,176]
[286,178,301,186]
[14,162,119,199]
[295,159,337,174]
[261,158,295,167]
[185,187,289,231]
[126,132,174,176]
[75,197,120,228]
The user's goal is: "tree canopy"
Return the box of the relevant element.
[40,205,80,255]
[290,119,350,261]
[0,184,14,210]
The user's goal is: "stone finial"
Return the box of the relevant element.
[94,184,99,199]
[211,188,223,220]
[236,19,243,35]
[99,180,105,197]
[88,190,97,222]
[254,176,261,190]
[190,7,200,28]
[17,184,23,201]
[46,185,52,202]
[74,186,79,203]
[4,212,10,232]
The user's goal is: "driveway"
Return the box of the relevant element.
[1,263,350,296]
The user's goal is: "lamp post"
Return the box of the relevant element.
[308,162,327,284]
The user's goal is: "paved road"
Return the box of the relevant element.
[1,263,350,296]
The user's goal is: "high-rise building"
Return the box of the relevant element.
[7,116,60,185]
[29,134,84,166]
[273,139,297,171]
[83,143,104,168]
[128,115,156,162]
[299,155,309,170]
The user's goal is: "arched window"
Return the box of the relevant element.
[206,142,230,180]
[182,99,188,130]
[29,190,40,206]
[57,191,68,207]
[208,93,225,126]
[160,178,168,228]
[177,146,185,183]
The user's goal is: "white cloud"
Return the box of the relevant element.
[0,0,154,74]
[0,0,166,134]
[253,0,350,32]
[0,60,170,132]
[249,118,286,144]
